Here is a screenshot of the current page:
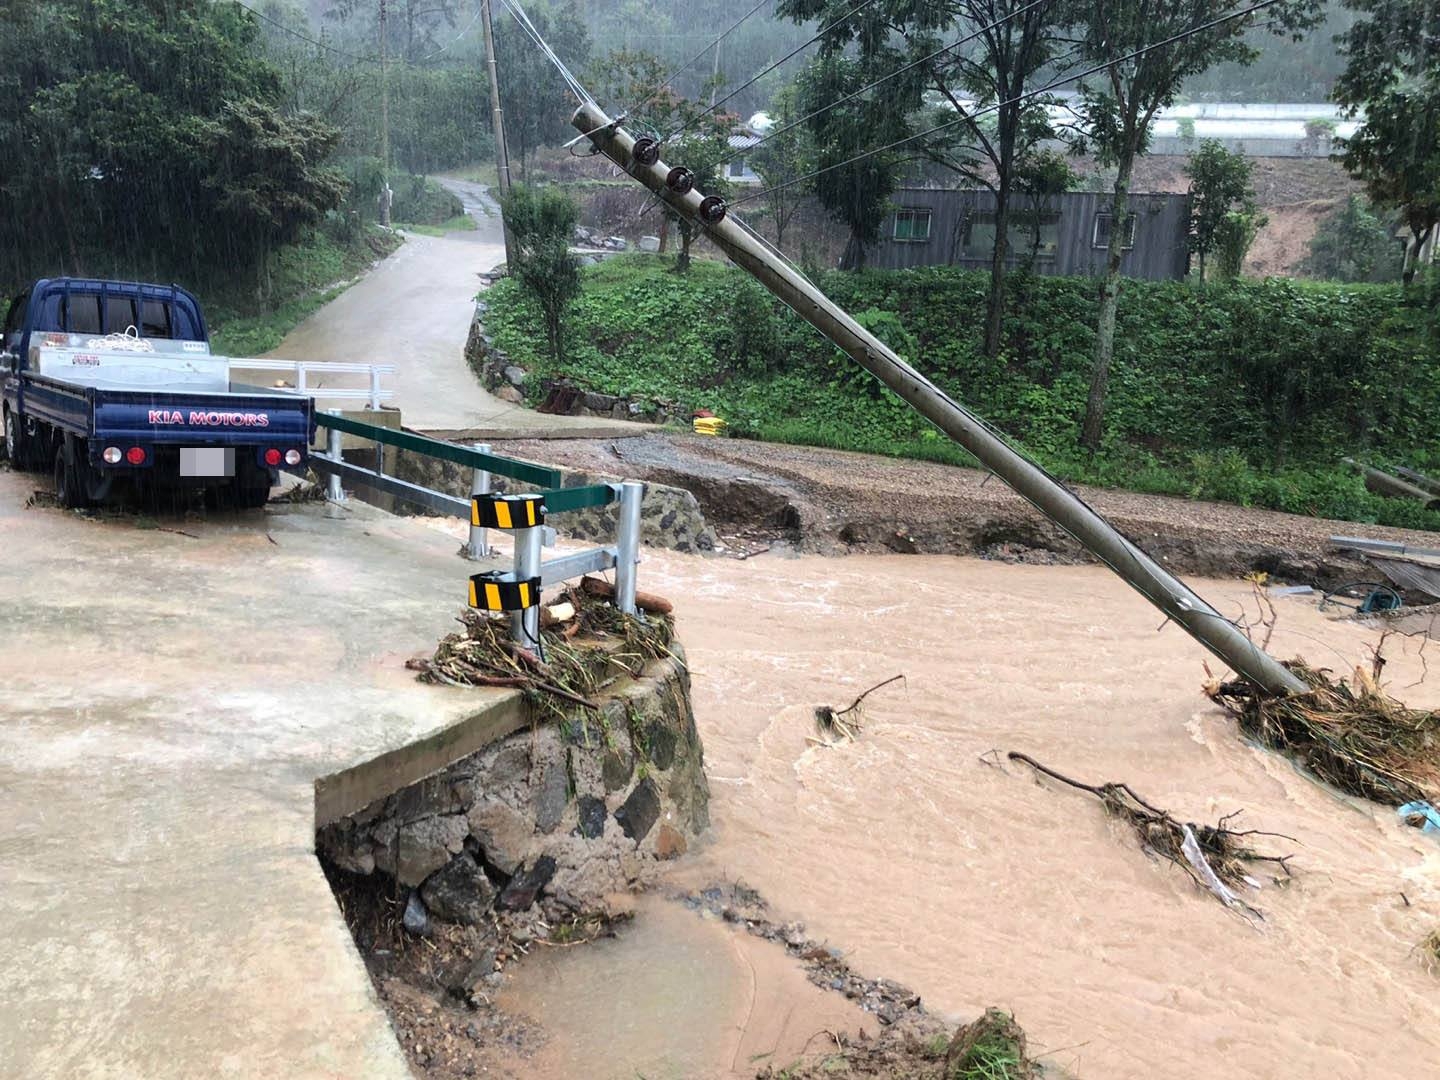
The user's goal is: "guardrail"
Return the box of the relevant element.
[232,359,397,410]
[306,410,642,644]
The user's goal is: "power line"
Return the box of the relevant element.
[414,3,485,62]
[665,0,886,141]
[630,0,775,118]
[499,0,593,103]
[231,0,378,63]
[716,0,1054,171]
[733,0,1288,206]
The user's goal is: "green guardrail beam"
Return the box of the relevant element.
[315,412,561,488]
[540,484,616,515]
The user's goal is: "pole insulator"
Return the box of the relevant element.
[631,137,661,167]
[468,571,541,612]
[665,167,695,194]
[698,195,728,225]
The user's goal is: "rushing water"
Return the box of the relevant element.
[430,520,1440,1078]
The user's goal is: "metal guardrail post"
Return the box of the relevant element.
[467,443,492,560]
[369,369,382,410]
[512,525,544,646]
[297,363,307,395]
[324,408,344,503]
[615,481,643,615]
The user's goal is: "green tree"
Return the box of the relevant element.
[1014,149,1077,265]
[1302,194,1402,282]
[1070,0,1323,450]
[0,0,344,295]
[495,0,590,179]
[794,53,908,270]
[499,184,581,363]
[1333,0,1440,285]
[749,83,814,250]
[779,0,1069,354]
[1184,139,1257,282]
[1213,206,1267,279]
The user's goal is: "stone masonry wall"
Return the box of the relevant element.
[391,449,718,554]
[317,649,709,925]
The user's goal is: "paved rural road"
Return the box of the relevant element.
[267,176,640,438]
[0,473,535,1079]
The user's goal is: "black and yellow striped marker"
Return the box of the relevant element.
[471,493,546,530]
[467,571,542,612]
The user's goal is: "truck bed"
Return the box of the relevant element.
[17,371,313,447]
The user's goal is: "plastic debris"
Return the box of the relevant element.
[1398,801,1440,833]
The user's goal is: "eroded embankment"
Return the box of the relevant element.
[488,433,1440,590]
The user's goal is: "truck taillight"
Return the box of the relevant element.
[284,449,302,466]
[125,447,146,465]
[264,448,282,467]
[102,446,122,464]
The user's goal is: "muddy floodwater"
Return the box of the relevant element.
[430,522,1440,1078]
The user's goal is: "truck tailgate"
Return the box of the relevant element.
[91,386,313,446]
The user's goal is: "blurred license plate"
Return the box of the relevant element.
[180,447,234,477]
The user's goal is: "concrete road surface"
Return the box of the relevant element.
[0,470,528,1078]
[267,177,639,439]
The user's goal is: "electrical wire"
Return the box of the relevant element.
[664,0,886,141]
[714,0,1055,171]
[731,0,1288,207]
[499,0,594,103]
[413,3,485,62]
[628,0,775,120]
[231,0,379,63]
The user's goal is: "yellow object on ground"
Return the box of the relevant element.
[693,416,727,436]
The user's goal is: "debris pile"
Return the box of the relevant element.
[1008,752,1293,918]
[1206,661,1440,806]
[407,577,676,719]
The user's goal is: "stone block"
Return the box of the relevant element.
[615,777,661,843]
[420,852,496,925]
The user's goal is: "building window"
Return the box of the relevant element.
[893,209,932,242]
[1092,212,1137,250]
[961,211,1061,260]
[729,159,746,178]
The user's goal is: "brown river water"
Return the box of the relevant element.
[432,526,1440,1078]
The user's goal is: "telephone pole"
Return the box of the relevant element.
[571,100,1307,697]
[481,0,515,262]
[378,0,391,226]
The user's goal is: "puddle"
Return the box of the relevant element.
[497,897,875,1079]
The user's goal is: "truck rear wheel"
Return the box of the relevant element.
[4,408,36,470]
[234,459,273,510]
[54,443,87,509]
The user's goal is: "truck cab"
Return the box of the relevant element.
[2,278,313,509]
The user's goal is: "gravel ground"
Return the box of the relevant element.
[490,432,1440,588]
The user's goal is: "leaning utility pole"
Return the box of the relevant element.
[481,0,516,263]
[571,100,1307,696]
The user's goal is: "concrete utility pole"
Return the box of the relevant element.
[379,0,391,226]
[481,0,516,263]
[572,100,1308,697]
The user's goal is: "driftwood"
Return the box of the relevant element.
[579,575,674,614]
[814,675,905,741]
[1008,752,1294,919]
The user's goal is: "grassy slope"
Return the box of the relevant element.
[486,255,1440,532]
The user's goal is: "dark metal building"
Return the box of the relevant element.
[872,188,1192,280]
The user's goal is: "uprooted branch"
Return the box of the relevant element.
[1008,752,1294,918]
[814,674,905,742]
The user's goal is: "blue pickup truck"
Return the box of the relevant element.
[1,278,313,508]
